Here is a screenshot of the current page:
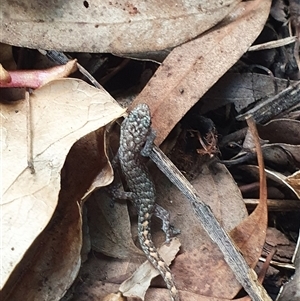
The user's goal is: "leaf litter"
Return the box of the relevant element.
[1,0,300,300]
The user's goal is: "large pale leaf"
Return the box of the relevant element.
[1,78,125,290]
[0,0,241,53]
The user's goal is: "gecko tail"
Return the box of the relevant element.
[138,217,180,301]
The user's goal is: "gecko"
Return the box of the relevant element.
[116,103,179,301]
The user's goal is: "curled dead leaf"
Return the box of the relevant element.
[1,78,125,299]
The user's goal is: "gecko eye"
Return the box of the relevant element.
[142,116,151,128]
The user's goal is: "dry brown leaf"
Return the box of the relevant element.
[1,78,126,293]
[132,0,271,145]
[0,0,241,53]
[268,144,300,163]
[1,130,109,300]
[257,119,300,145]
[199,73,296,114]
[86,191,143,259]
[261,145,297,172]
[239,165,300,199]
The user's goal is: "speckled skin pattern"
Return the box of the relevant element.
[118,104,179,301]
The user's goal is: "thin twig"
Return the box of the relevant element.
[26,91,35,174]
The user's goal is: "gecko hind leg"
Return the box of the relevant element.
[154,204,180,244]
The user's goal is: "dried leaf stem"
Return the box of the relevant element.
[245,116,267,203]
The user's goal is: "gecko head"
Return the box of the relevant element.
[128,103,151,130]
[121,104,153,149]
